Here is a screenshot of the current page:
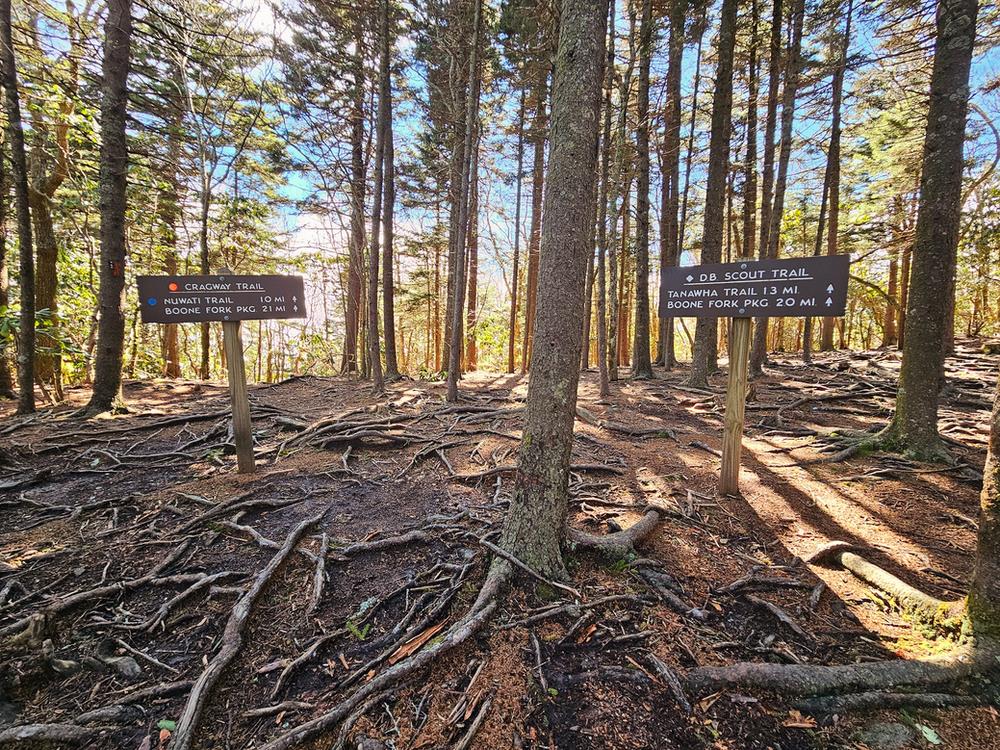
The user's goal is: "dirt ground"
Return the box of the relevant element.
[1,341,997,749]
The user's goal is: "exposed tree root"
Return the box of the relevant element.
[0,723,96,745]
[686,640,1000,695]
[567,507,663,560]
[1,542,193,639]
[794,689,997,715]
[807,542,965,628]
[171,510,328,750]
[254,566,509,750]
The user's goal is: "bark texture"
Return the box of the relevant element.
[1,0,36,414]
[631,0,653,379]
[687,0,737,388]
[883,0,978,459]
[503,0,607,580]
[87,0,132,414]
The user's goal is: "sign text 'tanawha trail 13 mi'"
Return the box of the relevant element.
[659,254,850,319]
[137,274,307,324]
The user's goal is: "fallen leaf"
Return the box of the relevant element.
[388,621,445,665]
[783,709,817,729]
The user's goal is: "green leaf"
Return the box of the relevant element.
[157,719,176,732]
[915,723,942,745]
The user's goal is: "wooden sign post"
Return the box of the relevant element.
[660,255,850,495]
[137,270,307,475]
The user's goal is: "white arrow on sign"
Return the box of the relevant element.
[825,297,833,306]
[826,284,834,293]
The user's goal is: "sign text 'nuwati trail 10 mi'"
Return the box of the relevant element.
[137,274,307,323]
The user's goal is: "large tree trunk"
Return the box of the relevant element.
[819,0,852,352]
[656,0,687,370]
[596,0,615,399]
[607,10,637,382]
[445,0,482,402]
[87,0,132,414]
[687,0,738,389]
[502,0,607,580]
[368,0,395,396]
[631,0,654,379]
[342,14,366,375]
[742,0,759,265]
[1,0,35,415]
[382,36,400,381]
[0,129,13,399]
[750,0,805,378]
[465,127,480,372]
[883,0,978,459]
[521,78,547,374]
[969,363,1000,637]
[507,86,526,375]
[160,101,183,379]
[677,10,706,287]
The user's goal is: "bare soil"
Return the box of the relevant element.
[0,341,997,749]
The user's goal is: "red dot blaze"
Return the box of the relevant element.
[168,282,179,292]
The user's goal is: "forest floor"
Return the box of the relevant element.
[0,341,998,750]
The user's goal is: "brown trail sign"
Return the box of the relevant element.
[137,272,308,474]
[660,254,849,319]
[137,274,306,324]
[664,256,850,495]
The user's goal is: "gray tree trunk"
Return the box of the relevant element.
[687,0,738,388]
[87,0,132,413]
[502,0,608,580]
[883,0,978,459]
[596,0,615,399]
[1,0,35,414]
[631,0,654,379]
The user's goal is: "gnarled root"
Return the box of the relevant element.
[686,639,1000,697]
[254,564,510,750]
[807,542,965,628]
[794,689,998,715]
[567,507,663,560]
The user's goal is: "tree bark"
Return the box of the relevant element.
[466,124,480,372]
[687,0,738,389]
[631,0,654,379]
[819,0,852,352]
[750,0,804,377]
[521,76,547,374]
[596,0,615,399]
[507,85,526,375]
[445,0,482,402]
[87,0,132,414]
[883,0,978,459]
[0,125,13,399]
[342,13,366,375]
[382,37,399,381]
[1,0,35,415]
[969,362,1000,637]
[503,0,607,580]
[656,0,687,370]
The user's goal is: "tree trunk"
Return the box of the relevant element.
[507,85,526,375]
[160,102,182,379]
[382,41,400,381]
[742,0,759,265]
[445,0,481,402]
[1,0,35,415]
[750,0,805,378]
[677,9,706,283]
[687,0,738,389]
[596,0,615,398]
[521,77,547,374]
[503,0,607,580]
[0,127,13,399]
[657,0,687,370]
[607,8,637,381]
[342,13,366,375]
[820,0,853,352]
[368,0,394,396]
[969,362,1000,637]
[631,0,654,379]
[466,128,480,372]
[883,0,978,459]
[87,0,132,414]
